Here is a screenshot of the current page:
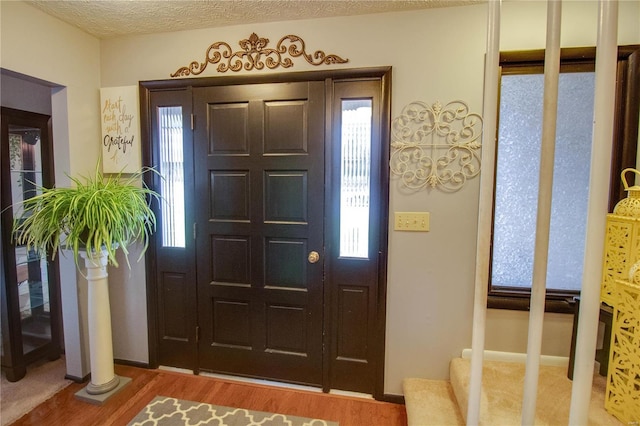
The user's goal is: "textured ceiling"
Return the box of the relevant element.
[25,0,483,39]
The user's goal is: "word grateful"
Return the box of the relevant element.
[104,134,134,153]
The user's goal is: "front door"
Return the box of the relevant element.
[144,68,391,397]
[192,82,325,385]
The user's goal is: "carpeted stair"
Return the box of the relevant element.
[403,357,622,426]
[403,378,464,425]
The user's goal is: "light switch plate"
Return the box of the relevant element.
[394,212,430,231]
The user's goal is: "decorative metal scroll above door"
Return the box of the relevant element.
[171,33,348,77]
[390,100,483,192]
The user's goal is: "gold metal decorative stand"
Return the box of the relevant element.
[607,277,640,423]
[601,169,640,306]
[602,168,640,422]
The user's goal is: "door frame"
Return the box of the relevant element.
[139,66,391,399]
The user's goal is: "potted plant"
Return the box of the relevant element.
[12,163,160,399]
[13,163,159,268]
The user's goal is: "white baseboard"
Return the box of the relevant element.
[461,349,569,367]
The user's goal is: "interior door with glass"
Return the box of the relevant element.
[1,107,60,382]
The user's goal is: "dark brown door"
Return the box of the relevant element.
[143,69,391,396]
[193,81,325,386]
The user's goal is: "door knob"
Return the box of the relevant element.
[308,251,320,264]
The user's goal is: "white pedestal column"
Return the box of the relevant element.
[80,249,119,395]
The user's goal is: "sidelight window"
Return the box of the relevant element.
[157,106,185,248]
[339,100,372,259]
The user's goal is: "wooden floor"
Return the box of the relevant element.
[12,364,408,426]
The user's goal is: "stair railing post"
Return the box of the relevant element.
[468,1,501,424]
[521,1,562,424]
[569,0,618,423]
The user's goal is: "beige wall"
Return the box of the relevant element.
[0,1,101,178]
[1,0,103,380]
[2,0,639,396]
[99,5,489,395]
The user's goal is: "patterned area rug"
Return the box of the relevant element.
[128,396,339,426]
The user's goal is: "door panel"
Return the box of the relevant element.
[328,80,385,393]
[149,89,197,370]
[194,81,325,386]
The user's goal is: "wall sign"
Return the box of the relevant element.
[100,86,141,173]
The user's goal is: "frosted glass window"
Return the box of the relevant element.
[158,106,185,248]
[492,72,595,292]
[340,100,372,258]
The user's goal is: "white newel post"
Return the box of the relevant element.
[468,1,501,424]
[568,0,618,423]
[80,249,120,395]
[521,1,561,424]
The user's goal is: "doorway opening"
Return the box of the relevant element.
[141,67,391,398]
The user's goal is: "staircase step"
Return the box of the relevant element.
[403,378,464,425]
[449,357,621,425]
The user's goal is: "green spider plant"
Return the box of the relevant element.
[13,164,161,268]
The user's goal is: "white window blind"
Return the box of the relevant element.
[158,106,186,248]
[340,100,372,259]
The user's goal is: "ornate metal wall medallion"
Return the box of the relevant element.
[390,100,483,192]
[171,33,348,77]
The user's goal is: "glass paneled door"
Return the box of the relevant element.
[1,107,61,382]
